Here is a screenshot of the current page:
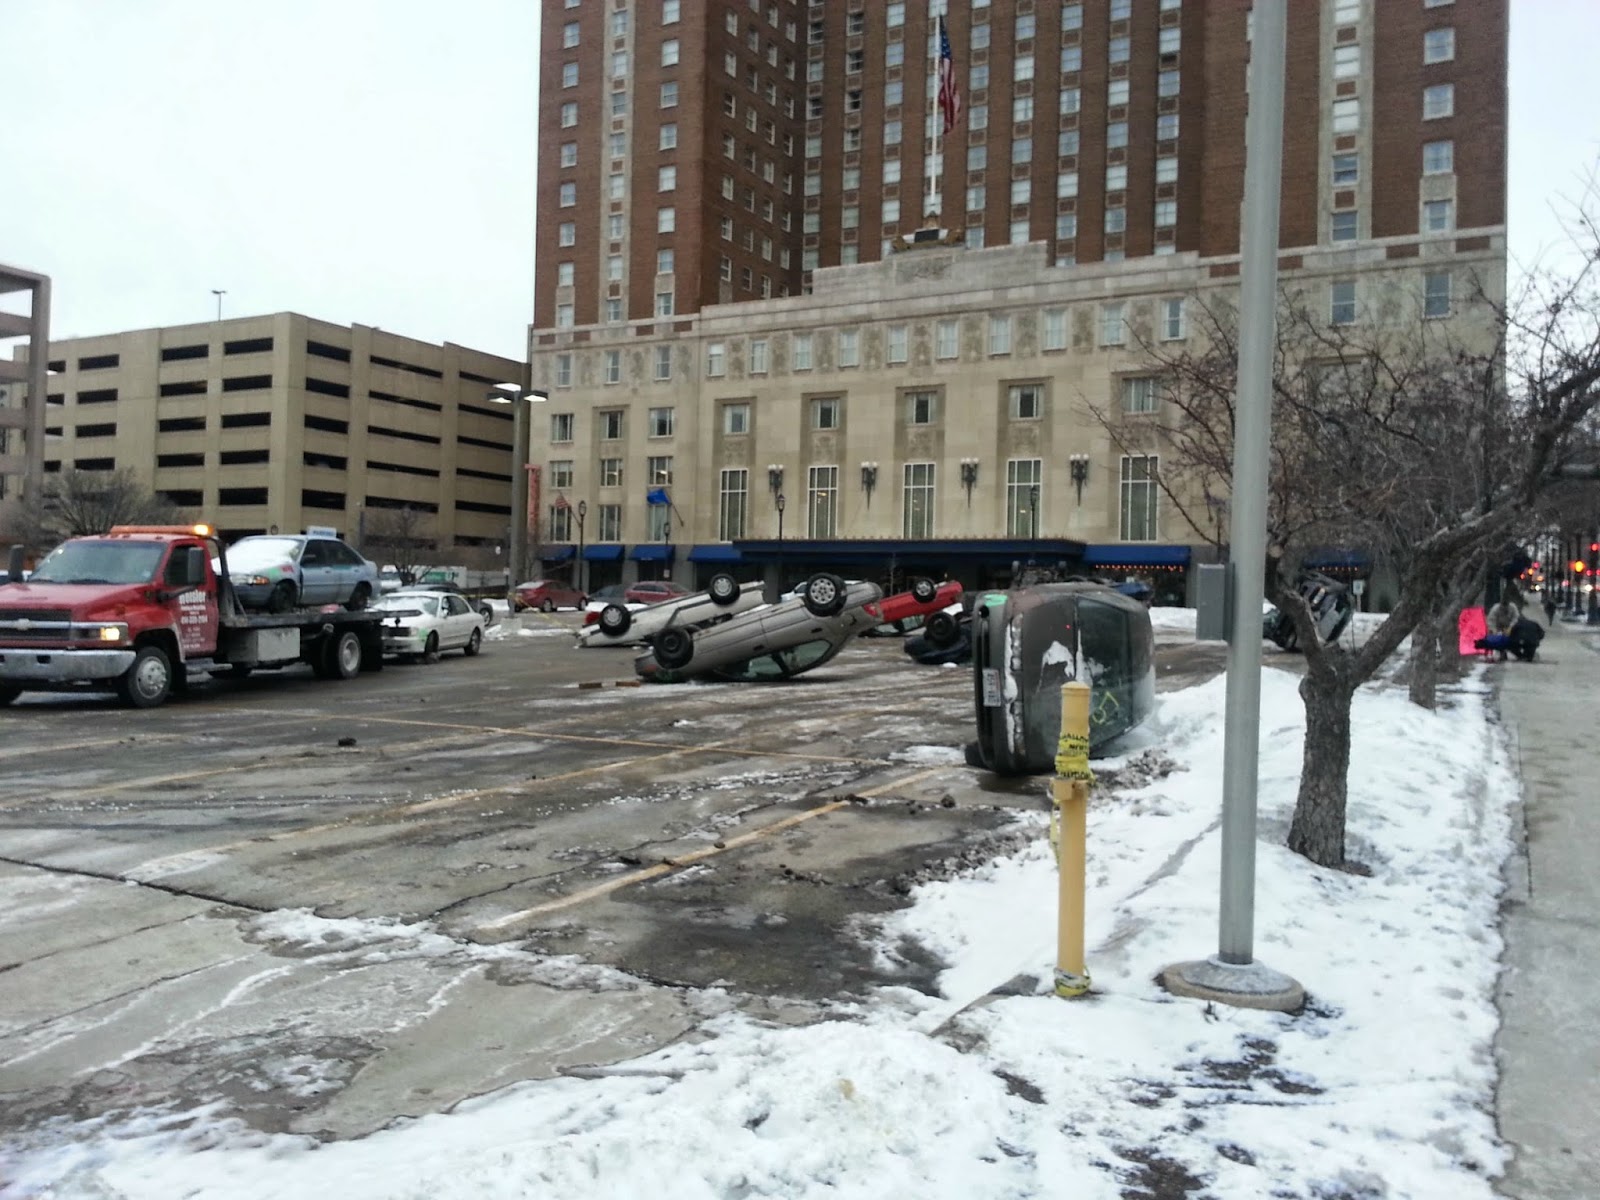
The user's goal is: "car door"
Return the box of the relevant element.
[443,594,472,647]
[324,540,366,604]
[297,540,333,604]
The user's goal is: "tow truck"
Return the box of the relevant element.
[1,525,394,709]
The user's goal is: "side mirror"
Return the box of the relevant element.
[6,545,23,584]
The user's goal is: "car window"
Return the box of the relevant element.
[717,637,835,681]
[446,595,469,616]
[301,541,330,566]
[329,541,364,566]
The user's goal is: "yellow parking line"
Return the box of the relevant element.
[473,765,949,932]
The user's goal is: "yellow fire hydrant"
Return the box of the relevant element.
[1052,681,1093,998]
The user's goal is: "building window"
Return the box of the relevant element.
[1061,87,1081,116]
[658,206,676,234]
[812,397,839,430]
[793,332,813,370]
[1056,213,1078,239]
[647,456,674,489]
[1330,280,1357,325]
[723,403,750,435]
[1106,163,1127,192]
[555,304,574,327]
[1108,78,1129,107]
[649,405,675,436]
[547,507,574,543]
[601,458,624,488]
[839,329,860,368]
[653,346,673,381]
[1164,299,1190,340]
[749,339,769,375]
[660,124,678,150]
[1120,456,1158,541]
[1423,199,1455,232]
[656,249,675,276]
[1424,27,1455,63]
[561,102,577,127]
[903,463,936,538]
[661,81,679,107]
[605,299,623,323]
[549,461,574,490]
[1332,153,1360,186]
[1059,129,1080,156]
[886,325,908,365]
[562,21,579,48]
[1424,272,1452,318]
[604,350,621,383]
[1334,0,1360,21]
[1107,121,1128,150]
[1006,459,1042,537]
[1423,83,1454,120]
[656,291,675,317]
[1333,44,1360,79]
[557,262,575,287]
[559,183,576,207]
[1331,210,1359,241]
[1155,156,1178,185]
[1015,54,1034,82]
[707,342,726,377]
[936,320,958,361]
[1332,98,1360,133]
[1156,112,1179,141]
[1007,383,1044,421]
[601,410,624,440]
[558,221,576,246]
[807,465,839,538]
[598,504,622,542]
[988,315,1012,355]
[1423,139,1454,175]
[551,413,575,443]
[1100,302,1126,347]
[1057,171,1079,199]
[662,38,680,66]
[562,63,579,87]
[906,390,937,425]
[1154,200,1177,228]
[1043,309,1067,351]
[1122,376,1157,414]
[658,165,677,191]
[663,0,680,24]
[607,254,624,281]
[560,141,578,167]
[1010,220,1030,245]
[719,469,748,539]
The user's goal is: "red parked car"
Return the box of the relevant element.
[623,580,691,605]
[513,579,587,612]
[863,578,964,630]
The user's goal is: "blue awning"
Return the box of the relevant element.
[540,545,575,562]
[630,543,675,562]
[1082,544,1192,567]
[1304,548,1371,570]
[583,544,624,562]
[688,543,743,563]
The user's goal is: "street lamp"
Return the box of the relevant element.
[960,458,979,505]
[210,289,226,321]
[776,491,787,598]
[860,461,879,506]
[576,499,588,595]
[488,381,550,604]
[1029,484,1040,540]
[767,463,784,498]
[1069,455,1090,504]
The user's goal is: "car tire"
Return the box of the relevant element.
[540,598,555,613]
[479,604,495,625]
[422,632,441,664]
[117,644,173,709]
[925,611,960,648]
[0,684,21,707]
[800,572,848,617]
[464,628,482,657]
[963,740,987,769]
[911,577,938,604]
[654,627,694,671]
[708,572,740,606]
[268,580,297,613]
[346,583,372,612]
[598,604,632,636]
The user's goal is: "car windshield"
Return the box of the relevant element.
[715,637,838,681]
[382,594,439,616]
[228,538,303,567]
[27,540,167,585]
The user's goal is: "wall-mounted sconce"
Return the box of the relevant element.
[1069,454,1090,504]
[960,457,980,505]
[860,461,879,506]
[767,463,784,497]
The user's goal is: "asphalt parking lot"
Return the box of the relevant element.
[0,613,1225,1141]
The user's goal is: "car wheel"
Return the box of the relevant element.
[911,577,938,604]
[963,741,987,769]
[479,603,495,625]
[654,627,695,671]
[346,583,372,612]
[422,632,441,664]
[925,611,960,648]
[708,572,740,606]
[268,580,297,613]
[598,604,632,636]
[117,644,173,709]
[0,684,21,707]
[541,598,555,613]
[464,628,483,657]
[800,572,848,617]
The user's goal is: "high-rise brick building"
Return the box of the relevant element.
[527,0,1506,597]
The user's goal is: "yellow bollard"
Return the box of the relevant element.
[1052,681,1093,998]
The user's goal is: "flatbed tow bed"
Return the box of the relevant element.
[1,525,413,708]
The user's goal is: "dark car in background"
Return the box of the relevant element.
[968,582,1155,774]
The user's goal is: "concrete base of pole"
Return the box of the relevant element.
[1158,956,1304,1013]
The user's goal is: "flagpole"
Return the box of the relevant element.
[929,13,940,220]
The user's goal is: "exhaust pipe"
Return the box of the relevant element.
[6,545,23,584]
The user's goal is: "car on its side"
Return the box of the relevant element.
[513,578,587,613]
[904,601,973,666]
[635,573,883,682]
[624,579,691,606]
[220,534,379,613]
[376,589,486,662]
[579,573,763,647]
[1264,571,1352,651]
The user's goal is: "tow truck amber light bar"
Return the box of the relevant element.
[107,524,215,538]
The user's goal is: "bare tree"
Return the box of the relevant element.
[1101,249,1600,868]
[360,505,440,585]
[7,468,186,551]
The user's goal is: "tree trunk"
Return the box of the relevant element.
[1287,668,1358,868]
[1408,613,1445,710]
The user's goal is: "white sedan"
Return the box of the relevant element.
[376,590,485,662]
[578,573,765,647]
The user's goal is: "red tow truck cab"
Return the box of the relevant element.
[0,525,389,709]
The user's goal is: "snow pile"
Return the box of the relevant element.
[3,668,1515,1199]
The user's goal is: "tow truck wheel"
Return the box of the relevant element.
[708,573,740,606]
[0,684,21,707]
[911,577,938,604]
[327,630,363,679]
[117,644,173,709]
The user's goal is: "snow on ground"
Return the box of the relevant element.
[3,661,1515,1199]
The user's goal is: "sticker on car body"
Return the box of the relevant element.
[981,667,1003,707]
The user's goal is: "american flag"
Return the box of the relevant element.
[936,16,961,134]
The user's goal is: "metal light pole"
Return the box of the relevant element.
[577,500,588,596]
[489,382,549,607]
[1029,484,1040,540]
[1161,0,1302,1011]
[776,492,787,596]
[211,289,226,321]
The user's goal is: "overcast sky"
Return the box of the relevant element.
[4,1,1598,361]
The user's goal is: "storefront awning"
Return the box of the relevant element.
[630,543,675,562]
[583,544,624,562]
[1081,544,1192,568]
[1304,548,1372,571]
[540,545,575,562]
[687,543,743,563]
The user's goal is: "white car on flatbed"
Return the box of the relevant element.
[577,572,765,647]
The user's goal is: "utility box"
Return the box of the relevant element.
[1194,562,1230,642]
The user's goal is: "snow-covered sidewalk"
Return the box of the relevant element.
[3,665,1514,1199]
